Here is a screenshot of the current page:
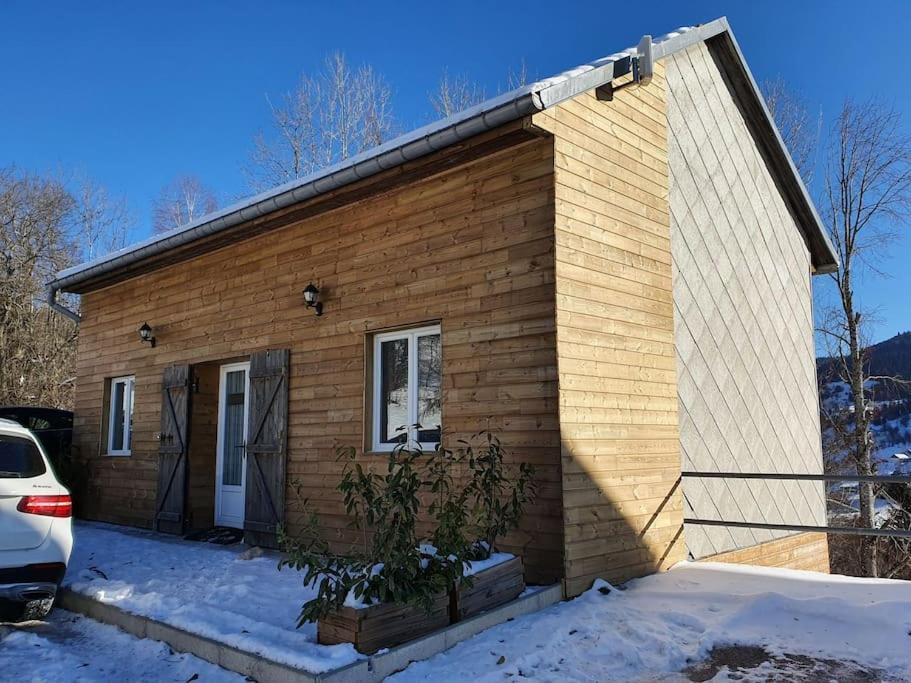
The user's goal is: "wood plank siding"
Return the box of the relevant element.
[532,63,687,597]
[69,41,830,594]
[73,130,564,584]
[701,532,830,573]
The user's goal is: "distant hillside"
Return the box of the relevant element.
[818,331,911,399]
[818,331,911,456]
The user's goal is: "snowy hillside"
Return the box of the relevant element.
[817,335,911,532]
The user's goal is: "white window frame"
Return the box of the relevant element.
[107,375,135,456]
[371,324,441,452]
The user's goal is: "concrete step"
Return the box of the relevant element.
[58,584,563,682]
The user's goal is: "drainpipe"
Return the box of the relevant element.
[46,284,81,323]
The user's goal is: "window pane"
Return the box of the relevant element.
[222,370,246,486]
[111,381,125,451]
[417,333,441,444]
[0,435,46,478]
[380,338,409,443]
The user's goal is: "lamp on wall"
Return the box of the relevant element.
[138,322,156,348]
[302,283,323,316]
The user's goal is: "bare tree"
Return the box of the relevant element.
[152,175,218,234]
[429,60,531,120]
[75,174,132,259]
[506,59,529,90]
[819,101,911,577]
[0,169,133,496]
[430,71,486,118]
[763,77,821,183]
[0,167,129,409]
[245,53,394,192]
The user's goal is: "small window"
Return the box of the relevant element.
[0,435,46,479]
[371,325,441,451]
[107,375,135,456]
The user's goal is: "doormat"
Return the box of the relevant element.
[184,527,244,545]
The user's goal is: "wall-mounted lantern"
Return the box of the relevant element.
[302,283,323,317]
[138,322,156,347]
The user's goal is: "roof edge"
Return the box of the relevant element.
[50,16,837,297]
[48,25,672,295]
[50,90,544,294]
[655,18,838,273]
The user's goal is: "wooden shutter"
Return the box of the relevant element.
[155,364,191,535]
[244,349,289,547]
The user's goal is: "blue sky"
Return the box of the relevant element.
[2,1,910,344]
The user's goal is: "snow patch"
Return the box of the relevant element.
[65,523,363,674]
[390,562,911,682]
[463,552,513,577]
[1,609,244,682]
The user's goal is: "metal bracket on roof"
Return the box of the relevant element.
[596,34,653,101]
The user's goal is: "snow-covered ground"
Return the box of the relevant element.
[64,522,362,673]
[1,610,243,682]
[392,562,911,682]
[54,523,911,681]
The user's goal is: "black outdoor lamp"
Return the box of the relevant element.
[302,283,323,316]
[138,322,156,348]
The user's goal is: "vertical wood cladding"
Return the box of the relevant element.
[72,135,563,583]
[533,63,687,597]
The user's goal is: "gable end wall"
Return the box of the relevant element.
[664,41,828,565]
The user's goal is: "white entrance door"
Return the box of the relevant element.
[215,362,249,528]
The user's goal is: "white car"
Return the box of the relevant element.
[0,418,73,621]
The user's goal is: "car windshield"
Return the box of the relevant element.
[0,434,46,478]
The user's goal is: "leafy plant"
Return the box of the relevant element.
[337,443,453,610]
[461,432,538,560]
[278,509,356,626]
[426,443,472,559]
[280,441,460,624]
[279,430,537,626]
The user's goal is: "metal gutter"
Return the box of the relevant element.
[47,16,838,320]
[47,90,545,315]
[48,26,679,314]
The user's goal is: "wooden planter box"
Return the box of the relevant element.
[452,556,524,621]
[317,591,450,654]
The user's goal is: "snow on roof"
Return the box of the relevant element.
[49,16,836,297]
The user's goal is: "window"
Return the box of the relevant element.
[0,435,46,479]
[371,325,441,451]
[107,376,135,455]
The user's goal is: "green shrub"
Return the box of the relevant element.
[426,443,472,559]
[280,430,537,625]
[460,432,538,560]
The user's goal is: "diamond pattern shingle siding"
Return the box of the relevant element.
[665,42,826,559]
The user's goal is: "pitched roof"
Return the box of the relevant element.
[49,16,837,306]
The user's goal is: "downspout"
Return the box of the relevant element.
[47,284,81,323]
